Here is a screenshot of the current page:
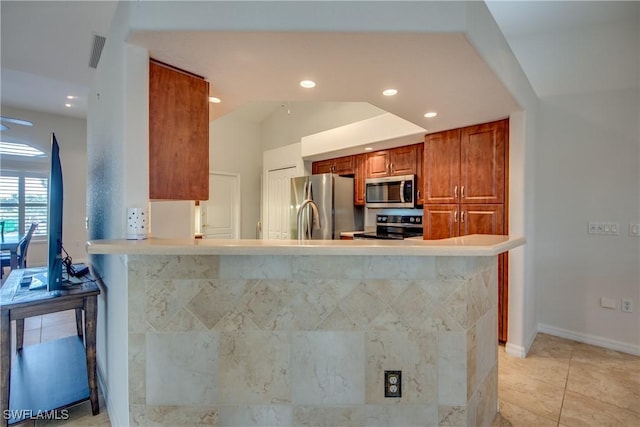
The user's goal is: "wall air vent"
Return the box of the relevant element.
[88,33,107,69]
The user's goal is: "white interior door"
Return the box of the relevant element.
[202,172,240,239]
[265,166,297,240]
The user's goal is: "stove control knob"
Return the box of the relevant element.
[415,217,422,223]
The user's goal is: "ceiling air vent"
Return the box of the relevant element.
[88,33,106,69]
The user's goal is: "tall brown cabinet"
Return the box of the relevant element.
[423,119,509,341]
[149,59,210,201]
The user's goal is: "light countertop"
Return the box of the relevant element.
[87,234,525,257]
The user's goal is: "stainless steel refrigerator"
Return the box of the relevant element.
[290,174,360,240]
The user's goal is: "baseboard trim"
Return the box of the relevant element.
[97,360,120,427]
[538,323,640,356]
[504,342,526,358]
[504,326,538,358]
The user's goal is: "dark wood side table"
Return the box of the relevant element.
[0,268,100,426]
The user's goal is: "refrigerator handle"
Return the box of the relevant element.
[307,181,314,237]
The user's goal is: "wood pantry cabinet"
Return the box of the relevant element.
[422,118,509,341]
[422,119,507,239]
[149,59,209,200]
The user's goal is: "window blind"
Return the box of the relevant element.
[0,172,47,236]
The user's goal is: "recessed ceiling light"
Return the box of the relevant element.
[364,147,373,151]
[66,95,76,100]
[382,89,398,96]
[64,103,72,108]
[424,112,437,118]
[300,80,316,89]
[209,97,221,103]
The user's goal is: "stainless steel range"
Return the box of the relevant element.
[353,214,423,240]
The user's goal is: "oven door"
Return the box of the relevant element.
[365,175,415,208]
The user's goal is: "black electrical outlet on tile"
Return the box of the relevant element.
[384,370,401,398]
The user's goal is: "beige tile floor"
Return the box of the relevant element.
[495,333,640,427]
[8,312,640,426]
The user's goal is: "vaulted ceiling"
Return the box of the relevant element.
[1,1,638,132]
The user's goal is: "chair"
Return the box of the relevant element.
[17,222,38,269]
[1,222,38,277]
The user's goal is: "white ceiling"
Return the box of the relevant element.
[129,30,518,131]
[486,1,639,98]
[1,1,117,119]
[1,1,638,131]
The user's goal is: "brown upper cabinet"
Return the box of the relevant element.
[366,144,418,178]
[423,119,507,205]
[312,143,423,206]
[149,59,209,200]
[353,154,366,206]
[312,155,355,175]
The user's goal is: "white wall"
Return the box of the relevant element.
[210,114,262,239]
[535,89,640,353]
[486,2,640,354]
[149,201,193,238]
[300,112,425,160]
[0,105,87,265]
[465,1,539,356]
[87,2,150,425]
[261,102,386,151]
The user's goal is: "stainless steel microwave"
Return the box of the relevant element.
[365,175,415,208]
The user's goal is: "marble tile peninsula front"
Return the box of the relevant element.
[87,235,524,426]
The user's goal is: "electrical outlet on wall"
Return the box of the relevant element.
[384,371,402,398]
[622,299,633,313]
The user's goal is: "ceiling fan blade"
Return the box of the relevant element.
[0,116,33,127]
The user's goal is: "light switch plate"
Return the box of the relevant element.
[600,297,617,309]
[588,222,619,235]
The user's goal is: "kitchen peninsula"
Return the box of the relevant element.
[88,235,524,426]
